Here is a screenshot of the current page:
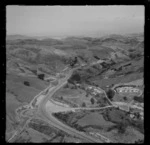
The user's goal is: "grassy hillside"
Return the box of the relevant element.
[6,33,144,142]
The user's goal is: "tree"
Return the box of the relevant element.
[106,89,115,100]
[123,96,127,101]
[60,96,63,100]
[64,84,69,88]
[82,102,86,107]
[85,93,89,97]
[90,98,95,105]
[24,81,30,86]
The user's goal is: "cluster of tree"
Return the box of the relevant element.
[37,74,45,80]
[133,96,143,103]
[100,60,116,69]
[73,124,84,132]
[68,73,81,84]
[117,123,128,134]
[109,59,116,65]
[28,122,55,137]
[14,137,31,143]
[92,64,102,71]
[130,119,144,134]
[97,97,107,107]
[101,62,109,68]
[134,139,144,143]
[53,112,71,123]
[78,55,88,63]
[129,52,141,59]
[68,57,78,67]
[128,48,135,52]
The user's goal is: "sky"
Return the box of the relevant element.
[6,6,144,37]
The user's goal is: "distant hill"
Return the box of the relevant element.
[6,33,144,73]
[6,35,34,41]
[6,34,67,41]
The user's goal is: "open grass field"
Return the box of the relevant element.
[77,112,115,127]
[6,92,23,136]
[88,126,144,143]
[6,74,49,103]
[90,72,143,88]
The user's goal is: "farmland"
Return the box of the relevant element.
[6,32,144,143]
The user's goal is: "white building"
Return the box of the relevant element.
[116,86,141,95]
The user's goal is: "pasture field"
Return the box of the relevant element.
[6,74,49,103]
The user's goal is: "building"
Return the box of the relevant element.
[130,114,135,119]
[115,86,142,96]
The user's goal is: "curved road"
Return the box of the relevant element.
[9,63,143,143]
[36,70,104,142]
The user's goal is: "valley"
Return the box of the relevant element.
[6,33,144,143]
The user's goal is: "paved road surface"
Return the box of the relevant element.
[10,66,141,143]
[36,71,104,142]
